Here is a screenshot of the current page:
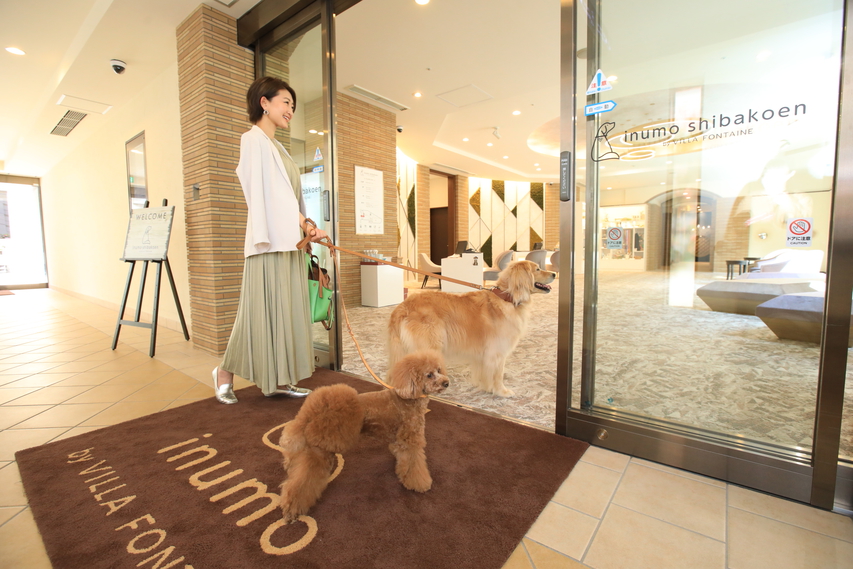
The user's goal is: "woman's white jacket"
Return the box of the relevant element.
[236,125,302,258]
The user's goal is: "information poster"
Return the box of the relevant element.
[355,166,384,235]
[122,206,174,260]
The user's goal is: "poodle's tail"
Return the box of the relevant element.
[296,384,364,454]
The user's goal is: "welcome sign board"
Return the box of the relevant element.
[122,206,174,261]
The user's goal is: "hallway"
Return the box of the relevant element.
[0,289,851,568]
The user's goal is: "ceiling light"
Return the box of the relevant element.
[607,187,612,190]
[308,129,317,134]
[666,161,673,164]
[487,143,493,147]
[534,163,539,166]
[696,178,701,182]
[512,110,521,115]
[503,156,508,159]
[661,182,666,185]
[683,192,689,195]
[416,0,429,4]
[462,137,469,142]
[536,168,541,171]
[317,131,325,136]
[5,47,25,55]
[607,75,618,82]
[414,92,422,97]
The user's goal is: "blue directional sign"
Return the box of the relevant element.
[584,100,617,116]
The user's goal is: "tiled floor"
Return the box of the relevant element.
[1,289,852,569]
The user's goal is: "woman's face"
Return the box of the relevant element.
[261,89,295,130]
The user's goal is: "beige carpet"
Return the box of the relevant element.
[326,270,852,459]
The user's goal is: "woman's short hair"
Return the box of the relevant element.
[246,76,297,124]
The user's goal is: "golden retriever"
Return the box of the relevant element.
[387,260,556,397]
[278,351,449,522]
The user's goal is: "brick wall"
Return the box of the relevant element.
[336,93,399,307]
[176,5,253,356]
[416,165,431,263]
[545,182,560,249]
[455,175,469,242]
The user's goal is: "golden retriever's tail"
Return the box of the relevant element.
[386,306,407,370]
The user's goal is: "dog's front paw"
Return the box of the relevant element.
[401,473,432,493]
[493,386,515,397]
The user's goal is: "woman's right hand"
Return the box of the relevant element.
[307,227,328,243]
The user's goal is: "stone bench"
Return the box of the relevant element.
[756,292,853,346]
[696,278,824,316]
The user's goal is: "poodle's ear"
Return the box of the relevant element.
[388,356,421,399]
[501,261,534,306]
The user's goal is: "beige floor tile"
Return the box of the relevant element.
[0,374,28,387]
[0,387,41,405]
[51,425,105,442]
[728,507,853,569]
[32,352,83,363]
[154,351,218,371]
[4,385,93,406]
[122,379,195,402]
[74,346,137,362]
[0,361,63,375]
[52,370,124,386]
[583,505,725,569]
[80,400,169,427]
[3,373,77,388]
[631,457,726,488]
[524,539,589,568]
[103,359,175,385]
[0,353,50,364]
[41,360,103,374]
[0,405,53,430]
[0,362,28,372]
[552,461,622,519]
[0,506,25,527]
[728,485,853,543]
[85,351,152,373]
[0,508,52,568]
[612,462,726,540]
[14,403,112,428]
[64,383,143,404]
[168,361,220,383]
[182,383,216,399]
[0,428,68,461]
[526,502,599,560]
[502,543,535,569]
[0,462,26,507]
[579,446,630,472]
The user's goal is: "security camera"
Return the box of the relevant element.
[110,59,127,74]
[396,125,403,133]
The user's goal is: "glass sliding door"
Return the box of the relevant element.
[257,1,341,369]
[0,181,48,288]
[560,0,852,507]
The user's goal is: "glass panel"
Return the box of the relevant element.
[579,0,844,453]
[262,24,331,347]
[0,182,48,287]
[126,132,147,211]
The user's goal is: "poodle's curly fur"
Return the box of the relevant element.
[278,350,449,522]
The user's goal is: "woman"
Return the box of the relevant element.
[212,76,328,404]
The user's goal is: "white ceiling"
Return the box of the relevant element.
[0,0,842,192]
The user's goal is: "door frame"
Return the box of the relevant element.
[556,0,853,511]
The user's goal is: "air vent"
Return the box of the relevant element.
[345,85,408,111]
[50,111,87,137]
[431,163,474,175]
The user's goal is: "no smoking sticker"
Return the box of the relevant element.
[606,227,624,249]
[786,218,813,247]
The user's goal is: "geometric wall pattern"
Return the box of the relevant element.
[468,178,544,268]
[396,148,418,275]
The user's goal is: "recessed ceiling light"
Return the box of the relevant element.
[487,142,493,147]
[414,92,422,97]
[661,182,666,185]
[462,137,469,142]
[416,0,429,4]
[536,168,541,171]
[5,47,25,55]
[607,187,612,189]
[696,178,701,182]
[666,161,673,164]
[317,131,325,136]
[683,192,689,195]
[308,129,317,134]
[503,156,508,159]
[534,163,539,166]
[512,110,521,115]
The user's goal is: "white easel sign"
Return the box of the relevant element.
[122,206,174,260]
[605,227,624,249]
[355,166,384,235]
[786,218,813,247]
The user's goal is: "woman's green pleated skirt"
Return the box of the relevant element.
[221,251,314,395]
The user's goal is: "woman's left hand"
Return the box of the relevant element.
[307,227,328,243]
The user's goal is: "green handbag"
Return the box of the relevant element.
[306,253,334,330]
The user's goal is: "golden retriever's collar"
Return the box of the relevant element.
[490,287,515,304]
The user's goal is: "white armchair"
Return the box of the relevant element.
[418,253,441,288]
[483,250,514,282]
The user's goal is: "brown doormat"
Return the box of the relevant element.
[16,368,588,569]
